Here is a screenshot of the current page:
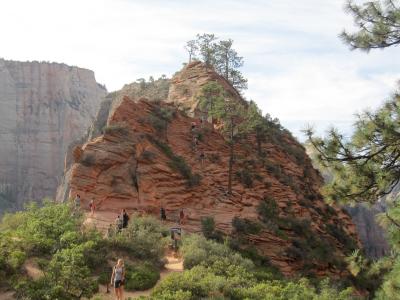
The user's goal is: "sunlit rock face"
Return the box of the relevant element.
[0,59,106,211]
[60,62,360,277]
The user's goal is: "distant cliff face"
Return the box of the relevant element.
[0,59,106,211]
[60,62,360,278]
[346,203,389,258]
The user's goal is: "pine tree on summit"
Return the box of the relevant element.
[185,34,248,91]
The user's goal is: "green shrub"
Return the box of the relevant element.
[257,196,278,222]
[108,214,168,263]
[103,124,130,136]
[181,235,254,273]
[208,153,221,163]
[141,150,156,161]
[125,263,160,291]
[235,169,254,188]
[80,153,96,166]
[232,217,261,234]
[200,216,223,241]
[325,223,357,253]
[148,136,201,187]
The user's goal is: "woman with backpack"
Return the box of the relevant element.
[110,258,125,300]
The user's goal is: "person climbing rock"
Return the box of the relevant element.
[115,215,123,233]
[200,152,205,167]
[122,209,129,228]
[74,194,81,211]
[110,259,125,300]
[160,207,166,221]
[89,199,96,216]
[191,121,196,132]
[179,209,185,225]
[107,223,114,238]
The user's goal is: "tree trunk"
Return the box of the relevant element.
[228,121,234,195]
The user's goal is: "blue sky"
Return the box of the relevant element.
[1,0,398,140]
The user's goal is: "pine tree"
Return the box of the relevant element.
[184,39,198,63]
[196,33,218,67]
[340,0,400,51]
[215,39,248,90]
[198,82,225,124]
[186,34,248,91]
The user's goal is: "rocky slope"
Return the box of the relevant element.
[0,59,106,212]
[60,61,359,277]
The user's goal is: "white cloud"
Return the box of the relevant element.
[0,0,398,140]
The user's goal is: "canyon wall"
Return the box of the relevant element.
[0,59,106,212]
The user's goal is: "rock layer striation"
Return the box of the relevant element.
[0,59,106,211]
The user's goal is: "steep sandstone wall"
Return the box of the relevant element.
[0,59,106,211]
[63,62,360,277]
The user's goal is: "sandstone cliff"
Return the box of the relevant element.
[62,62,359,277]
[0,59,106,212]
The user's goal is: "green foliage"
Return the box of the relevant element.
[125,262,160,291]
[0,202,168,299]
[108,214,168,263]
[148,135,201,187]
[325,223,357,253]
[237,278,355,300]
[148,105,176,140]
[0,201,102,299]
[186,33,247,91]
[80,153,96,167]
[306,90,400,204]
[340,0,400,51]
[141,150,156,161]
[102,123,130,136]
[181,235,254,273]
[208,153,221,163]
[125,75,170,102]
[232,217,262,235]
[235,168,255,188]
[200,216,223,242]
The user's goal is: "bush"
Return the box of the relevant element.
[103,123,130,136]
[257,196,278,222]
[208,153,221,163]
[232,217,261,234]
[148,136,201,187]
[108,214,168,263]
[125,263,160,291]
[201,216,223,241]
[181,235,254,273]
[141,150,156,161]
[325,223,357,253]
[235,169,254,188]
[80,153,96,166]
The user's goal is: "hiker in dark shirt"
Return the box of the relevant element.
[160,207,166,221]
[122,209,129,228]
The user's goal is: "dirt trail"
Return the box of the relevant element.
[92,253,184,299]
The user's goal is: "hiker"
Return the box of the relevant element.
[191,121,196,132]
[160,207,166,221]
[89,199,96,216]
[170,227,181,252]
[74,194,81,210]
[122,209,129,229]
[107,223,114,238]
[200,152,205,167]
[115,215,123,233]
[179,209,185,225]
[110,259,125,300]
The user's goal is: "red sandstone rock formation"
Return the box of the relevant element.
[64,62,359,277]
